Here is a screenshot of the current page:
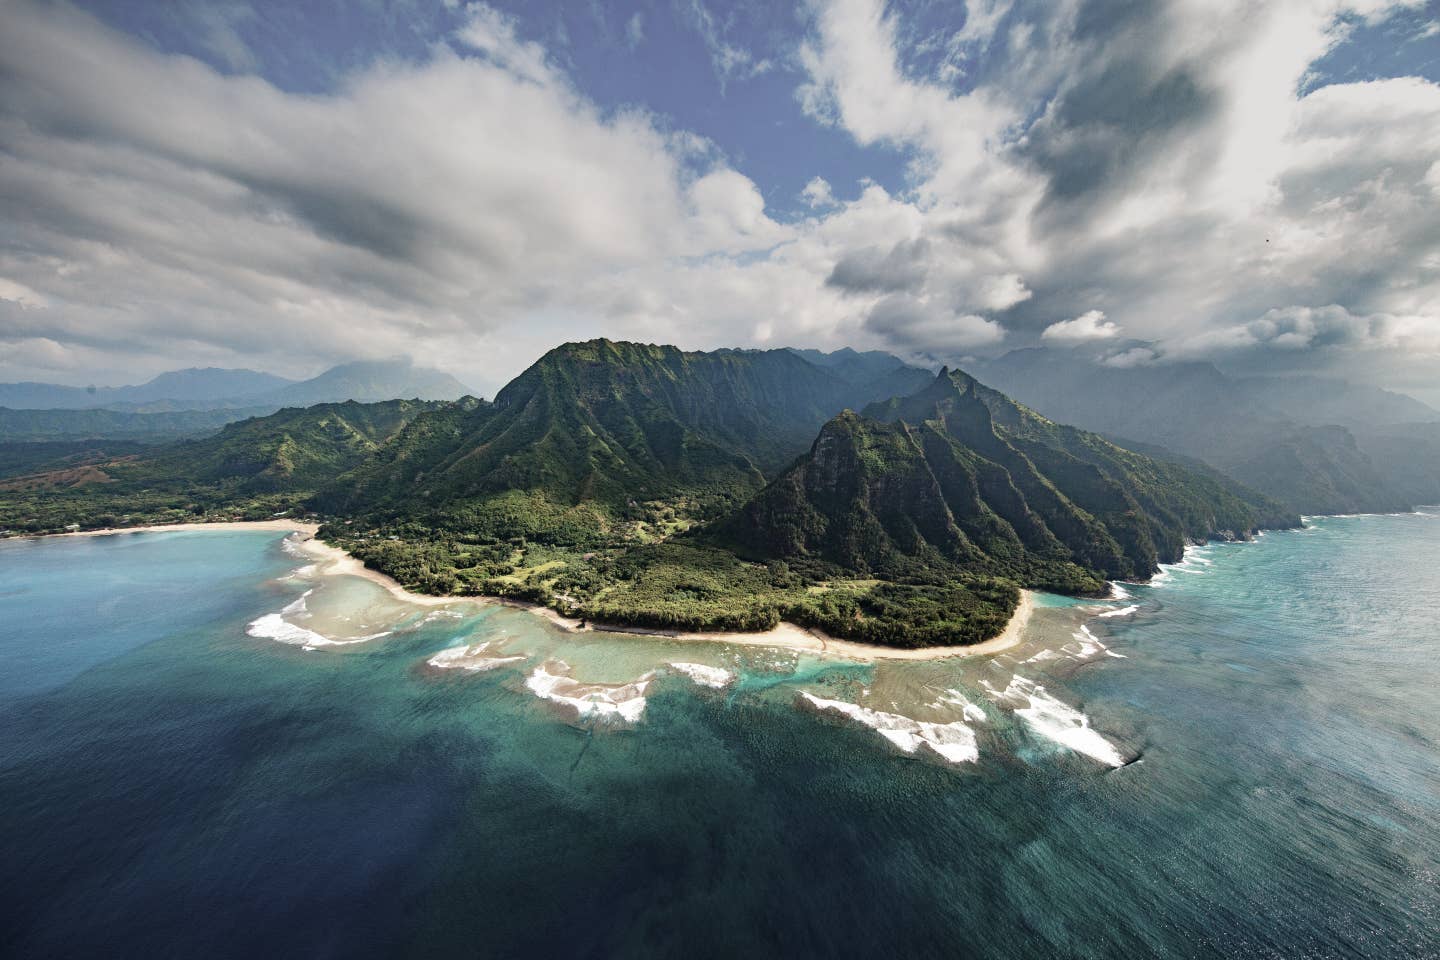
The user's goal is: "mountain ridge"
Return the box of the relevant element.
[0,340,1306,648]
[0,359,471,412]
[973,347,1434,514]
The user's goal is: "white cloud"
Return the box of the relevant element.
[1042,310,1121,343]
[682,0,772,89]
[801,176,836,208]
[453,3,553,85]
[1102,346,1159,368]
[0,278,49,309]
[795,0,1439,377]
[953,0,1014,48]
[1170,304,1440,358]
[626,12,645,50]
[0,0,1436,392]
[0,0,787,387]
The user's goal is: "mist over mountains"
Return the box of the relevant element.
[974,348,1440,515]
[0,359,471,413]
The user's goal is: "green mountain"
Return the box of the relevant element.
[130,399,445,491]
[716,369,1294,592]
[1225,425,1409,516]
[1352,422,1440,509]
[319,339,930,541]
[786,347,934,406]
[0,400,442,533]
[1,342,1300,649]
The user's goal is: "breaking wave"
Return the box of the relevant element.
[525,660,653,723]
[799,692,979,764]
[981,675,1126,767]
[668,662,735,688]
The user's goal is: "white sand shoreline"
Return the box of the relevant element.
[39,519,321,539]
[22,519,1038,662]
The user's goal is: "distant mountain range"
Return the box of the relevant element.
[973,348,1440,515]
[0,359,472,413]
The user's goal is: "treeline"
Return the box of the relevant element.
[326,534,1021,648]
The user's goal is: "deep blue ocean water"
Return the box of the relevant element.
[1,516,1437,959]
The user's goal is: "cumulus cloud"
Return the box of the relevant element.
[864,294,1005,354]
[1042,310,1120,342]
[827,238,930,294]
[1102,346,1160,368]
[1171,304,1440,358]
[0,0,1436,396]
[801,176,837,208]
[792,0,1438,388]
[0,0,788,386]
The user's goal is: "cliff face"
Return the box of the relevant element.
[718,370,1295,592]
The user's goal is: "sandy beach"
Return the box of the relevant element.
[577,590,1036,662]
[284,534,478,609]
[51,519,321,539]
[29,519,1037,661]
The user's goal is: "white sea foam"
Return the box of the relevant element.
[525,661,653,723]
[799,693,979,764]
[1109,582,1132,600]
[280,535,308,558]
[281,590,312,616]
[667,662,734,688]
[427,641,525,673]
[420,609,465,622]
[1098,605,1139,619]
[279,563,319,582]
[1061,624,1126,660]
[937,689,987,723]
[1023,649,1061,664]
[980,675,1125,767]
[245,613,377,650]
[245,589,391,650]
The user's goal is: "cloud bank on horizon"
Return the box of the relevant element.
[0,0,1437,396]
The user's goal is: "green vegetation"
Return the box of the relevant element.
[0,406,274,441]
[0,399,441,534]
[1,341,1300,647]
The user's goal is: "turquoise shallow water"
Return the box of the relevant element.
[0,515,1437,958]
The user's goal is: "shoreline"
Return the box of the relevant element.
[39,519,322,539]
[21,519,1037,662]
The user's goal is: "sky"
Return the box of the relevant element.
[0,0,1438,399]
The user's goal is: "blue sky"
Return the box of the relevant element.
[1,0,1438,397]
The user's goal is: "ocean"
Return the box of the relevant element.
[1,514,1437,958]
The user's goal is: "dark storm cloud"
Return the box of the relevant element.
[826,237,931,294]
[1018,0,1222,226]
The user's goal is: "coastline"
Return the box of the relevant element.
[291,533,1037,661]
[289,532,1036,662]
[42,519,321,539]
[21,520,1037,662]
